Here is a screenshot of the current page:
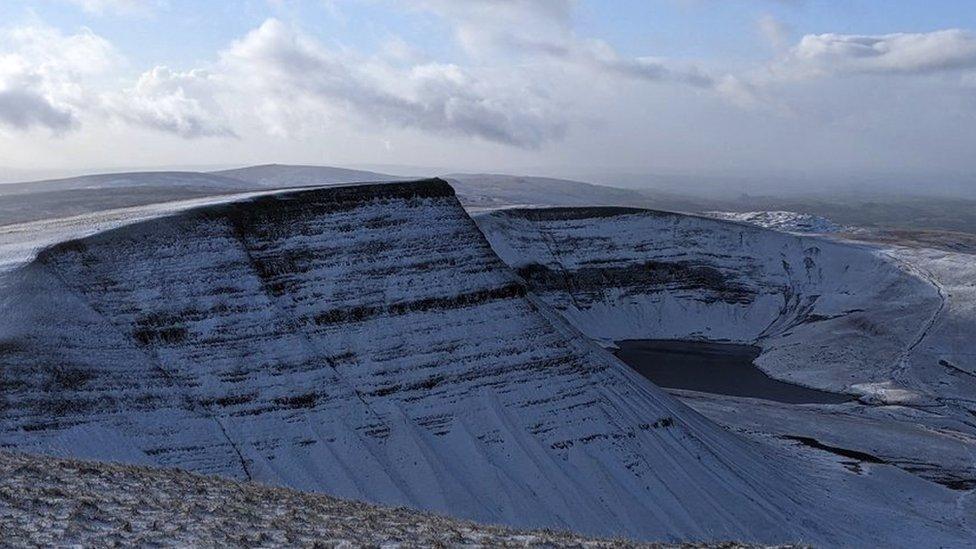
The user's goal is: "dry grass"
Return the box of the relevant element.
[0,451,805,548]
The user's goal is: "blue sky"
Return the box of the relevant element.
[6,1,976,70]
[2,1,976,181]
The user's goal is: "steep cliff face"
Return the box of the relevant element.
[0,182,965,545]
[476,207,940,392]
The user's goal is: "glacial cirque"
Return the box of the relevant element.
[476,206,976,497]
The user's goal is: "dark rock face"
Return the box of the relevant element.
[516,260,753,305]
[0,180,915,544]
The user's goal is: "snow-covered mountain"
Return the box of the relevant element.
[0,165,405,228]
[213,167,697,211]
[0,171,256,227]
[3,180,969,545]
[476,206,976,495]
[476,207,934,390]
[0,165,697,228]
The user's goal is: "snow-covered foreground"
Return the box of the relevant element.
[0,182,973,546]
[3,450,706,548]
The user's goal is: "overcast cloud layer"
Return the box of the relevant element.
[1,0,976,180]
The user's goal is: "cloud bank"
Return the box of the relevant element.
[775,29,976,78]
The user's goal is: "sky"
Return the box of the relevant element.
[2,0,976,187]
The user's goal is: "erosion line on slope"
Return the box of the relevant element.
[212,416,253,482]
[755,252,802,343]
[881,250,948,381]
[33,260,254,482]
[941,361,976,379]
[533,222,586,311]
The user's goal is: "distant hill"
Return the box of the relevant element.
[0,172,254,226]
[0,171,250,196]
[445,173,716,212]
[5,165,976,236]
[212,163,404,187]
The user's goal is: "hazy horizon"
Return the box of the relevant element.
[4,161,976,201]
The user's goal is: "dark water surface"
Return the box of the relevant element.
[614,340,851,404]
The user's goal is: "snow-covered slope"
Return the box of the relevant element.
[1,182,971,545]
[705,211,845,234]
[476,207,937,392]
[212,164,404,187]
[476,207,976,496]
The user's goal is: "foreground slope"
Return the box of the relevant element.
[0,181,968,545]
[0,451,814,549]
[4,450,690,547]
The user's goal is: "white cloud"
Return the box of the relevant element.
[0,23,117,133]
[409,0,747,103]
[61,0,160,16]
[775,29,976,78]
[109,66,236,138]
[758,14,791,51]
[4,6,976,176]
[219,18,564,147]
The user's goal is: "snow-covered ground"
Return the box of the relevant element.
[705,211,846,234]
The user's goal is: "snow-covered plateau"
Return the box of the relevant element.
[0,181,973,546]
